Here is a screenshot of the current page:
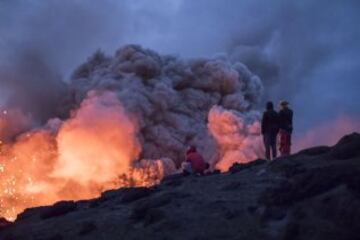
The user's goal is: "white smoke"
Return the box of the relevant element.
[208,106,264,171]
[68,45,264,169]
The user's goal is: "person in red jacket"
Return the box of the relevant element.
[185,146,207,174]
[278,100,293,156]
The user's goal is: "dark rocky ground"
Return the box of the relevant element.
[1,133,360,240]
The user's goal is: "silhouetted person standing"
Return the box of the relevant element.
[261,101,279,160]
[278,100,293,156]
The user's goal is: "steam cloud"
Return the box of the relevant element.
[68,45,264,167]
[0,44,263,220]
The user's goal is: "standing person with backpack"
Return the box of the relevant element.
[278,100,293,156]
[261,101,279,160]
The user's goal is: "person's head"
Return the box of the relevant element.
[266,101,274,110]
[279,100,289,110]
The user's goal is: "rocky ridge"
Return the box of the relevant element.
[1,133,360,240]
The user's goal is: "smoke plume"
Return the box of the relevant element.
[0,45,263,220]
[68,45,263,166]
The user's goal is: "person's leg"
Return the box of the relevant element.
[288,134,292,155]
[278,130,285,157]
[271,133,277,159]
[285,133,291,155]
[263,134,270,160]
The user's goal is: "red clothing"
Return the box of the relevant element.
[186,151,206,174]
[279,130,291,156]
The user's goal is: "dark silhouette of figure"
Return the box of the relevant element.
[278,100,293,156]
[261,101,279,160]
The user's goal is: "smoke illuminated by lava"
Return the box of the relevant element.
[0,43,359,221]
[208,106,263,171]
[0,45,264,220]
[0,45,266,220]
[0,91,175,221]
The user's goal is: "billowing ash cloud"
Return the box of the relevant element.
[67,45,263,166]
[155,0,360,133]
[0,45,263,220]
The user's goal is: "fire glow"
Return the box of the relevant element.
[0,45,277,221]
[0,91,175,221]
[1,91,358,222]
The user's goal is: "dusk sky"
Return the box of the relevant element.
[1,0,359,133]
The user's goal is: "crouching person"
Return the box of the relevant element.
[184,146,208,175]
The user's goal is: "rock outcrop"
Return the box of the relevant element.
[1,133,360,240]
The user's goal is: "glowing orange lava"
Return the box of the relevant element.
[0,91,170,221]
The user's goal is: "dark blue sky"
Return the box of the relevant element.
[0,0,359,132]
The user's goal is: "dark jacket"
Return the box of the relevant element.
[261,110,279,135]
[278,107,293,133]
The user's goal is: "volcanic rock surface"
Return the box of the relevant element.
[1,133,360,240]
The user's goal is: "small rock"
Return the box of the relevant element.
[40,201,77,220]
[261,206,287,221]
[256,168,267,176]
[3,234,16,240]
[162,173,186,183]
[247,206,258,214]
[283,222,300,240]
[16,206,48,221]
[221,181,242,191]
[48,233,64,240]
[331,133,360,160]
[0,218,12,230]
[101,189,124,201]
[224,209,241,220]
[144,208,166,226]
[78,221,97,236]
[131,193,173,221]
[121,187,153,203]
[229,159,267,174]
[297,146,330,156]
[89,200,101,208]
